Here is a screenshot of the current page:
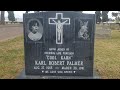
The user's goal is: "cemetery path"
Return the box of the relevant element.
[0,24,23,42]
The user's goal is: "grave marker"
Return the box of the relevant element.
[18,11,98,79]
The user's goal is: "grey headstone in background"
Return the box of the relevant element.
[22,11,96,78]
[110,23,120,30]
[95,24,112,39]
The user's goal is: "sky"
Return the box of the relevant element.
[4,11,119,19]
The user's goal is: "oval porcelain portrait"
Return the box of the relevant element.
[27,19,43,41]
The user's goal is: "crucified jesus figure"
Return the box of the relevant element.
[52,20,68,42]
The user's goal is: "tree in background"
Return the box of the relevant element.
[102,11,109,23]
[112,11,120,29]
[95,11,101,24]
[26,11,40,13]
[0,11,5,25]
[7,11,15,22]
[25,11,83,13]
[76,11,83,13]
[112,12,118,19]
[35,11,38,12]
[26,11,30,13]
[112,12,120,24]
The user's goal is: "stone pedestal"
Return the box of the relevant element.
[16,69,101,79]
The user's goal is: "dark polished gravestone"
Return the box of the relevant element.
[17,11,100,79]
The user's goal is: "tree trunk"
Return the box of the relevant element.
[1,11,5,25]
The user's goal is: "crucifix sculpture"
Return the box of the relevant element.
[49,13,70,44]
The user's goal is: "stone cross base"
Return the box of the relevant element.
[16,69,101,79]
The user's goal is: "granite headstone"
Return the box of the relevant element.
[23,11,96,78]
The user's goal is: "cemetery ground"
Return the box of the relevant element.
[0,24,23,42]
[0,27,120,79]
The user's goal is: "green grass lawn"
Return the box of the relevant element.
[0,30,120,79]
[0,36,24,79]
[94,30,120,79]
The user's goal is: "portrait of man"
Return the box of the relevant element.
[27,19,43,41]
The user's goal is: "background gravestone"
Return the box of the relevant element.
[95,24,112,39]
[19,11,97,79]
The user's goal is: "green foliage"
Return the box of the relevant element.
[112,12,118,17]
[112,12,120,24]
[102,11,109,22]
[95,11,101,24]
[7,11,15,22]
[26,11,30,13]
[0,11,5,25]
